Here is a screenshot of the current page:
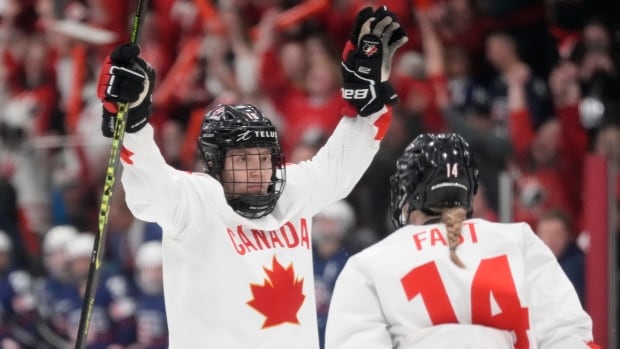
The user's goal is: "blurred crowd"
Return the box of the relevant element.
[1,0,619,348]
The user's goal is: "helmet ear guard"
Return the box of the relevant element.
[389,133,479,229]
[197,104,286,219]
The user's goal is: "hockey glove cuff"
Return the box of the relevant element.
[97,44,155,137]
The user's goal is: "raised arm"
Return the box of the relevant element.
[415,7,511,161]
[97,44,217,235]
[285,6,407,210]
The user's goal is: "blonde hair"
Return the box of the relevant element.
[441,207,467,268]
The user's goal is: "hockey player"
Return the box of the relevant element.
[96,6,407,349]
[312,200,356,348]
[325,133,598,349]
[131,241,168,349]
[35,225,79,347]
[0,230,39,348]
[64,234,136,349]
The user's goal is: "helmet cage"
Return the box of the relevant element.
[198,105,286,219]
[389,133,479,229]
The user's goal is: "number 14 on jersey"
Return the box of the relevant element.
[401,255,530,349]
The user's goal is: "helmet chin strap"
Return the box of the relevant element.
[229,194,274,218]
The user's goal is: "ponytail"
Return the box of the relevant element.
[441,207,467,268]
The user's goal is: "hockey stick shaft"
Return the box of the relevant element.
[74,1,146,348]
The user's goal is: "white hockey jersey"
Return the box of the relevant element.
[325,219,595,349]
[119,108,388,349]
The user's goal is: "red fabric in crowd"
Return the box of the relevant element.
[277,91,345,158]
[509,108,536,165]
[557,104,588,229]
[511,103,588,232]
[259,48,305,103]
[395,75,444,132]
[513,170,574,229]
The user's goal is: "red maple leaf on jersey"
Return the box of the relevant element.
[247,256,305,328]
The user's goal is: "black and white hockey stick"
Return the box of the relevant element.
[74,1,147,348]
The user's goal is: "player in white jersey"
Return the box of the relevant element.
[325,133,600,349]
[95,6,407,349]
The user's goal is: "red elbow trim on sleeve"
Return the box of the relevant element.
[373,106,392,140]
[342,42,355,61]
[586,342,601,349]
[341,104,358,118]
[120,146,135,165]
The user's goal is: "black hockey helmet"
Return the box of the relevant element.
[389,133,479,229]
[198,104,286,219]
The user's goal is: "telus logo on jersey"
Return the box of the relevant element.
[227,218,310,255]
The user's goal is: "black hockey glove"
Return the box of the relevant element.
[341,6,408,116]
[97,44,155,137]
